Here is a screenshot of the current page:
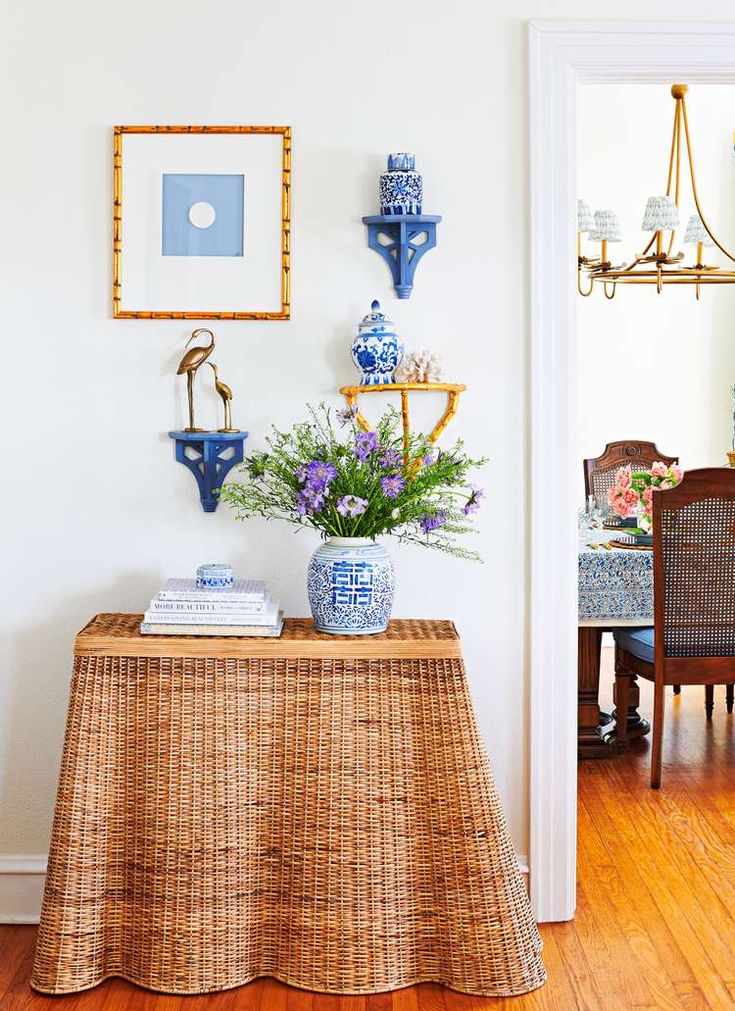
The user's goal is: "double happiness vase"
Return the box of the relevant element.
[379,152,423,215]
[350,300,404,386]
[307,537,395,634]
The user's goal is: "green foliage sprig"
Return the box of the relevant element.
[219,402,486,560]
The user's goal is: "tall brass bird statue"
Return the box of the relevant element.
[207,361,238,433]
[177,328,216,432]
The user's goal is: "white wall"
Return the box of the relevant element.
[578,83,735,494]
[3,2,735,910]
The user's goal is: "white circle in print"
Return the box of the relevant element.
[188,201,216,229]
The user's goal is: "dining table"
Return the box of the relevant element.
[578,523,653,757]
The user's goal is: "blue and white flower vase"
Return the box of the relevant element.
[307,537,395,635]
[379,152,423,216]
[350,300,404,386]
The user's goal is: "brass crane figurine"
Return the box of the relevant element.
[176,328,216,432]
[207,361,239,433]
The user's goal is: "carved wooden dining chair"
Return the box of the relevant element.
[584,440,687,697]
[584,439,678,511]
[613,469,735,787]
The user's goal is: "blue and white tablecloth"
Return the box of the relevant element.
[578,528,653,623]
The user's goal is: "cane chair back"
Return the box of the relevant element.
[655,469,735,660]
[584,440,678,510]
[614,470,735,787]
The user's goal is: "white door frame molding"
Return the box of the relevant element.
[528,19,735,922]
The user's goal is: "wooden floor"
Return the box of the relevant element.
[4,647,735,1010]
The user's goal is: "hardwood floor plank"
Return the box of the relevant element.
[412,983,445,1011]
[585,765,732,1009]
[365,991,393,1011]
[0,927,38,999]
[593,756,735,998]
[575,802,668,1009]
[258,978,289,1011]
[391,986,419,1010]
[286,984,315,1011]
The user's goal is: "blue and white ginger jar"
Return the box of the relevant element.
[307,538,395,635]
[379,152,423,216]
[350,300,404,386]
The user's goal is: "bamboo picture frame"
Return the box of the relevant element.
[113,125,291,320]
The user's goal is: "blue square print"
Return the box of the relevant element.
[161,173,244,256]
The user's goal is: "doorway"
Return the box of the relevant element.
[528,19,735,923]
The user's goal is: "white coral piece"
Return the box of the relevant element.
[395,349,443,384]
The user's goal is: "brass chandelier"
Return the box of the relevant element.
[578,84,735,300]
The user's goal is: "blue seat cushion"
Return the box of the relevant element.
[614,626,654,664]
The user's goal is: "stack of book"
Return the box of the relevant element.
[141,578,283,637]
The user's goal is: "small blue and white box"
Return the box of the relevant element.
[196,563,234,589]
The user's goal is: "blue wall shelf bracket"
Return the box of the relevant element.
[169,431,248,513]
[362,214,442,299]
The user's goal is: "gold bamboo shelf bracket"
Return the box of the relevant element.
[338,382,467,466]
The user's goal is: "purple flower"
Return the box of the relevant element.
[336,494,368,517]
[354,430,380,462]
[306,459,338,490]
[297,486,326,516]
[419,511,448,534]
[294,465,307,483]
[462,486,485,516]
[336,405,358,426]
[379,448,402,469]
[380,474,405,499]
[423,445,437,465]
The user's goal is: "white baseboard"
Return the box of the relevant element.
[0,853,530,923]
[0,855,48,923]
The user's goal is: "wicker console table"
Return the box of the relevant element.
[32,614,545,997]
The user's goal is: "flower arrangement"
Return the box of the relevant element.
[607,461,684,530]
[219,403,486,560]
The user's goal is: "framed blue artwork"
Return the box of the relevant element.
[113,126,291,320]
[161,174,245,257]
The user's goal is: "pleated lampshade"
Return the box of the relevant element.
[577,199,594,233]
[589,209,622,242]
[641,195,679,231]
[684,213,715,246]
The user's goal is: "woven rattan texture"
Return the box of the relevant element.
[661,499,735,657]
[81,614,459,643]
[590,466,620,508]
[75,615,462,660]
[32,645,545,997]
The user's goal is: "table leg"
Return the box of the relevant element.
[578,627,616,758]
[603,672,650,746]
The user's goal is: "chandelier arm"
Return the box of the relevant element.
[615,253,649,276]
[603,281,616,300]
[681,97,735,265]
[664,97,679,197]
[577,268,594,297]
[667,101,682,258]
[640,235,656,260]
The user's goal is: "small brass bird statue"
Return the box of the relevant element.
[176,328,216,432]
[208,361,239,433]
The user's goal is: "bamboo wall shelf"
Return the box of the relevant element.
[339,382,466,461]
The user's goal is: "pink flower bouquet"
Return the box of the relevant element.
[607,462,684,532]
